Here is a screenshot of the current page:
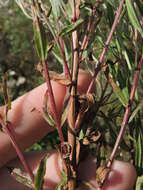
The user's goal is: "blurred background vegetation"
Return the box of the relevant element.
[0,1,39,102]
[0,0,143,189]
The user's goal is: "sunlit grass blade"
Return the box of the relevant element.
[126,0,143,38]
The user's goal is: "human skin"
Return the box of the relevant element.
[0,69,93,167]
[0,69,137,189]
[0,151,137,190]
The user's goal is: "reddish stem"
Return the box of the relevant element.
[98,55,143,189]
[59,36,71,79]
[56,19,71,80]
[0,116,34,183]
[79,16,92,61]
[108,55,143,167]
[87,0,125,93]
[72,0,77,22]
[79,1,100,61]
[76,0,81,19]
[42,60,65,143]
[31,1,65,144]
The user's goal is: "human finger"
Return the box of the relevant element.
[3,151,137,190]
[0,69,94,167]
[78,156,137,190]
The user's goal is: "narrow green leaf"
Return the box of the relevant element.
[56,171,67,190]
[11,168,33,189]
[79,129,85,141]
[43,90,56,128]
[136,175,143,190]
[49,0,61,18]
[52,46,63,66]
[43,112,56,128]
[108,76,128,107]
[34,22,47,60]
[59,19,84,36]
[135,126,143,175]
[8,95,11,110]
[107,3,114,27]
[129,100,143,123]
[126,0,143,38]
[34,156,47,190]
[15,0,32,19]
[123,50,132,70]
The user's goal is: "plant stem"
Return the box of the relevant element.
[79,1,100,61]
[68,33,78,190]
[67,1,79,189]
[107,55,143,167]
[87,0,125,94]
[0,116,34,183]
[76,0,81,19]
[98,55,143,189]
[72,0,77,22]
[35,0,71,80]
[59,36,71,78]
[31,1,65,144]
[42,60,65,143]
[56,19,71,79]
[1,74,34,183]
[79,15,92,61]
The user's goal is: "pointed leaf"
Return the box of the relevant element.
[43,90,56,127]
[34,21,47,60]
[59,19,84,36]
[11,168,33,188]
[107,73,128,107]
[126,0,143,38]
[49,0,61,18]
[129,100,143,123]
[34,156,47,190]
[15,0,32,19]
[136,175,143,190]
[56,171,67,190]
[135,126,143,175]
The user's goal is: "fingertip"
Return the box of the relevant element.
[77,69,95,94]
[103,160,137,190]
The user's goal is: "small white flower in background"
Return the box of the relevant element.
[16,77,26,86]
[0,0,9,8]
[9,70,16,76]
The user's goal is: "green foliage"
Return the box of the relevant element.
[33,15,48,60]
[34,156,47,190]
[126,0,143,38]
[56,171,67,190]
[59,18,84,36]
[136,175,143,190]
[1,0,143,189]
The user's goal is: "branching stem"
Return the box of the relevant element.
[108,55,143,166]
[31,1,65,144]
[87,0,125,93]
[98,55,143,189]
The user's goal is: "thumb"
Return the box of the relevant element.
[78,156,137,190]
